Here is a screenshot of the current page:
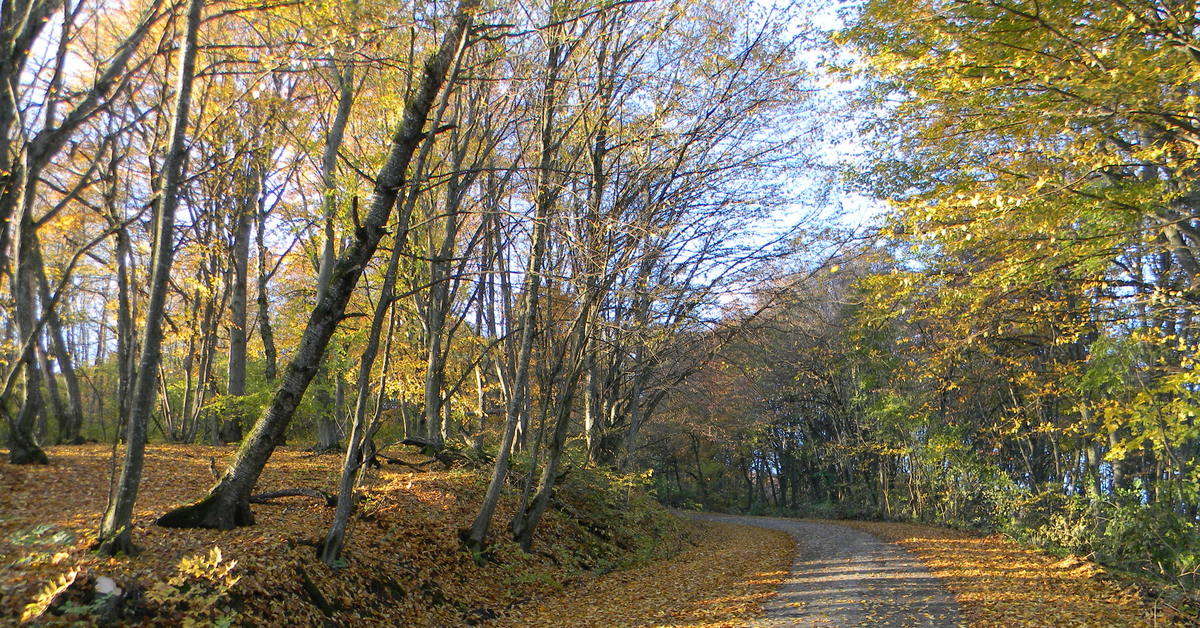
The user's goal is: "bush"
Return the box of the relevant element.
[998,484,1199,588]
[1094,488,1199,587]
[146,547,241,627]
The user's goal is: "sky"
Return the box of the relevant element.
[746,0,887,249]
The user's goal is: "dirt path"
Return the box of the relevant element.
[686,513,964,627]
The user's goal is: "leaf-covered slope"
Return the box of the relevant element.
[0,444,706,626]
[490,521,792,627]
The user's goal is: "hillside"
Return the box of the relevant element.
[0,445,791,626]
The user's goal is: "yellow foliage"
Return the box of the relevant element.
[146,547,241,626]
[20,569,77,624]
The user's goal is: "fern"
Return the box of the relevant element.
[146,547,241,626]
[20,569,78,623]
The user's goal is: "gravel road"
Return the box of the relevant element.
[684,513,964,627]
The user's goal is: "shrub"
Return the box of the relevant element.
[146,547,241,627]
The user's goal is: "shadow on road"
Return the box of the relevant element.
[682,512,964,627]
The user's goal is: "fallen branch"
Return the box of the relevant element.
[381,455,439,472]
[249,488,336,507]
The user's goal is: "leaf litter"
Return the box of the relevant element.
[0,444,793,626]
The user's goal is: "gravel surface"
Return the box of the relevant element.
[684,513,964,627]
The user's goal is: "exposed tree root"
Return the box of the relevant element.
[156,491,255,529]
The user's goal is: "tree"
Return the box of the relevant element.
[157,0,482,530]
[2,0,168,463]
[319,23,471,564]
[97,0,205,556]
[464,5,568,554]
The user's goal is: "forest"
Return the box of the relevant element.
[0,0,1197,624]
[654,0,1200,593]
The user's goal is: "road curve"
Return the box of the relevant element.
[684,513,964,627]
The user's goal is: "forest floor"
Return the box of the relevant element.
[0,444,790,626]
[837,519,1193,627]
[3,445,1187,627]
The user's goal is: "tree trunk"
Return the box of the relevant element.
[36,340,66,435]
[157,0,481,529]
[7,178,48,465]
[316,367,346,454]
[510,310,591,550]
[584,349,602,464]
[310,58,356,452]
[320,197,412,565]
[192,262,221,442]
[255,201,277,381]
[113,224,134,440]
[96,0,203,555]
[423,331,447,448]
[465,27,564,554]
[358,303,399,484]
[226,168,254,400]
[31,235,84,444]
[95,294,108,367]
[420,150,471,450]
